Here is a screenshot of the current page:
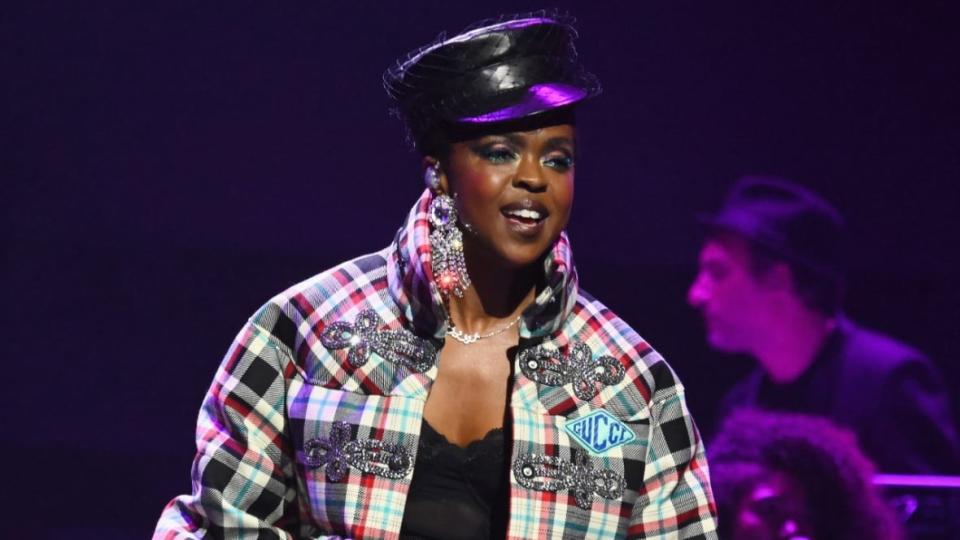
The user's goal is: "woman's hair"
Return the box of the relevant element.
[709,409,902,540]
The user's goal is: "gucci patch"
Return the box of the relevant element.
[564,409,636,455]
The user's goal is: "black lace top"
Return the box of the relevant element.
[399,420,509,539]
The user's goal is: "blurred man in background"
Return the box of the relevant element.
[688,176,960,473]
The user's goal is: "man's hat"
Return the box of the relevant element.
[383,12,600,149]
[700,176,847,281]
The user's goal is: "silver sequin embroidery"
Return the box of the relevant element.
[514,449,626,509]
[518,340,625,400]
[304,421,413,482]
[320,309,437,373]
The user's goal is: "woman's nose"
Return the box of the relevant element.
[513,156,547,192]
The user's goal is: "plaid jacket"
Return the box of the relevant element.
[155,190,717,539]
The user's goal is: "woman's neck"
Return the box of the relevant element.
[445,242,541,334]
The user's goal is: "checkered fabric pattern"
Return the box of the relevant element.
[155,189,717,539]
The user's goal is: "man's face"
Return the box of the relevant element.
[687,233,774,354]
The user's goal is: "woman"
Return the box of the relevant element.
[155,13,716,539]
[710,410,903,540]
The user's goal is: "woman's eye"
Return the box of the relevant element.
[479,147,518,164]
[543,155,574,171]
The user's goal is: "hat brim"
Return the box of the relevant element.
[457,83,589,123]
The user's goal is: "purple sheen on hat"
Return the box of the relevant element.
[458,83,587,123]
[450,17,551,42]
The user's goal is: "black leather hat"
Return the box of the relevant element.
[384,12,600,150]
[701,176,847,281]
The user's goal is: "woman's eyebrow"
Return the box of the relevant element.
[501,133,527,147]
[543,136,574,151]
[473,133,524,147]
[480,133,574,151]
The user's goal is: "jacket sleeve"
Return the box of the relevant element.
[153,321,311,539]
[628,388,718,539]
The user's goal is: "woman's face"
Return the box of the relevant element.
[732,470,816,540]
[436,123,575,270]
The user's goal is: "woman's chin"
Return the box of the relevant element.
[463,228,560,273]
[490,243,556,271]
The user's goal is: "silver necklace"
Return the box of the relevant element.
[447,315,522,345]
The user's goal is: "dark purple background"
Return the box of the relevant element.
[4,2,958,537]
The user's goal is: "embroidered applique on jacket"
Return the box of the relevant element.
[513,449,626,509]
[320,309,437,373]
[304,421,413,482]
[518,339,625,400]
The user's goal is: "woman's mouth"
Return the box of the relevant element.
[501,203,548,235]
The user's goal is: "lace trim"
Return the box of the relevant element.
[418,420,504,461]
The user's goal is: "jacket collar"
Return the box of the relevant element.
[387,189,578,341]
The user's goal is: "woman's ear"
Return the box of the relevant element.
[421,156,448,193]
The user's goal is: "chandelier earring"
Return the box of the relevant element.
[428,191,471,298]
